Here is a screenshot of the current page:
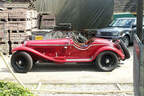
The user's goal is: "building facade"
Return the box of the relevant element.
[114,0,136,13]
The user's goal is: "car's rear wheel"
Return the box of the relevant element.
[95,51,118,72]
[122,35,129,47]
[11,51,33,73]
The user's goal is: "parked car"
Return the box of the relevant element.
[96,18,136,46]
[10,32,130,73]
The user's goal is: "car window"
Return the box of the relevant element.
[112,19,136,28]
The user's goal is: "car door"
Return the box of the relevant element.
[66,39,95,60]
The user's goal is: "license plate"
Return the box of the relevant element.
[35,36,43,40]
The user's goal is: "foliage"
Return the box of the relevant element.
[0,81,34,96]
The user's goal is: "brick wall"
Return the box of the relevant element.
[114,0,136,12]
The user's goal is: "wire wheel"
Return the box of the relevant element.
[95,51,118,72]
[11,51,33,73]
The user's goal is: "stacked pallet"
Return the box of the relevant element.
[0,22,5,41]
[0,21,7,53]
[40,14,56,29]
[0,8,38,54]
[7,9,37,30]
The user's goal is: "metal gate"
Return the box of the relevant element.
[133,34,144,96]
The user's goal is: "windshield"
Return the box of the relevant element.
[111,18,136,28]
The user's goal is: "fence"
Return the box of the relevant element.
[133,34,144,96]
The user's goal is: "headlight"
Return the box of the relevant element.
[96,31,101,35]
[112,32,119,36]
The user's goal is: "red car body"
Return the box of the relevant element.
[11,36,130,73]
[12,38,125,62]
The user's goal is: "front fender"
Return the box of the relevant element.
[93,46,125,60]
[12,47,65,63]
[121,31,130,37]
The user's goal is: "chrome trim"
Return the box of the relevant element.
[66,58,92,61]
[30,43,106,50]
[30,44,67,46]
[71,44,106,50]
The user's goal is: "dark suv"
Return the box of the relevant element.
[96,18,136,46]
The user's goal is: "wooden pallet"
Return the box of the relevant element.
[5,30,29,42]
[8,9,38,19]
[6,21,32,30]
[3,3,29,9]
[0,11,8,19]
[8,18,31,21]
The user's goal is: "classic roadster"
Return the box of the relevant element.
[11,32,130,73]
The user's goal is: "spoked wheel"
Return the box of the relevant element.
[122,36,129,47]
[95,51,118,72]
[11,51,33,73]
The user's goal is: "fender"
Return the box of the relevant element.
[12,47,66,63]
[93,46,125,60]
[121,31,130,37]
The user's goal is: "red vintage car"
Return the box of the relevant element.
[11,32,130,73]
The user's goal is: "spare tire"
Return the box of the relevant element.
[119,40,130,59]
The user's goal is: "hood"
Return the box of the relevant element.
[25,38,69,46]
[97,27,131,32]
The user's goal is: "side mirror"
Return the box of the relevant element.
[132,24,136,28]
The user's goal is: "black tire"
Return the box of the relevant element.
[95,51,118,72]
[122,36,130,47]
[119,40,130,59]
[11,51,33,73]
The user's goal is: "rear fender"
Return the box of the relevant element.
[12,47,65,63]
[93,46,125,60]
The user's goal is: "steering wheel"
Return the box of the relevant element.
[75,33,87,43]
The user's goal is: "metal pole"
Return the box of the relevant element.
[137,0,143,41]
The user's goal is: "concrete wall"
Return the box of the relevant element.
[114,0,136,12]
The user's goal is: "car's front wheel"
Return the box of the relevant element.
[95,51,118,72]
[11,51,33,73]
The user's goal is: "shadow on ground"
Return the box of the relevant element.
[31,63,97,72]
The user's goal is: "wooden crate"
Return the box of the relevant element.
[5,31,29,42]
[31,10,38,19]
[0,11,8,20]
[42,14,55,20]
[3,3,29,9]
[40,20,56,29]
[6,21,32,30]
[31,19,37,28]
[0,23,4,38]
[8,9,32,18]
